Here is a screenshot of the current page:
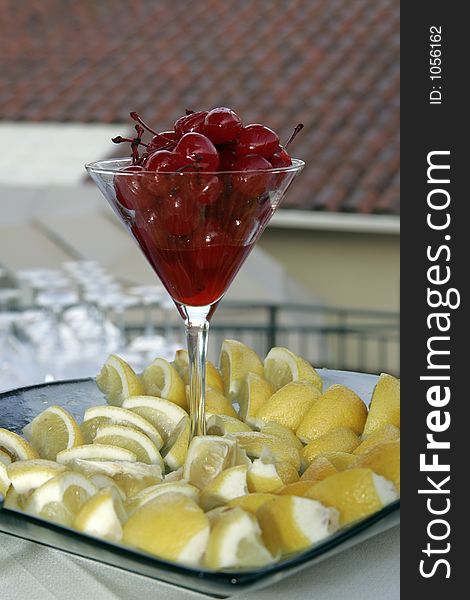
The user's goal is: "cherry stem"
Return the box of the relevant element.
[130,111,160,136]
[285,123,304,149]
[112,135,148,148]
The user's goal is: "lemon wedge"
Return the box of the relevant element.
[183,436,237,489]
[275,481,318,496]
[259,421,304,452]
[123,493,209,566]
[204,506,274,569]
[161,416,190,471]
[202,387,238,418]
[302,428,360,464]
[253,381,320,432]
[96,354,144,406]
[354,423,400,455]
[352,440,400,491]
[82,404,163,448]
[125,481,200,515]
[93,425,164,468]
[227,431,301,470]
[238,372,273,424]
[26,471,98,527]
[141,358,187,410]
[173,349,224,393]
[0,462,11,498]
[264,347,322,392]
[74,487,127,542]
[200,465,248,511]
[121,396,187,442]
[301,451,356,481]
[363,373,400,436]
[7,459,67,496]
[227,493,276,515]
[257,495,339,556]
[219,339,264,400]
[296,384,367,443]
[56,444,137,465]
[0,448,13,465]
[0,428,39,462]
[206,414,252,436]
[305,467,398,525]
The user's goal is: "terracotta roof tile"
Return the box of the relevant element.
[0,0,399,215]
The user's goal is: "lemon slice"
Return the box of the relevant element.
[227,493,276,515]
[305,467,398,526]
[352,440,400,492]
[0,428,39,462]
[363,373,400,436]
[200,465,248,511]
[301,451,356,481]
[125,481,200,515]
[74,487,127,542]
[26,471,98,527]
[202,387,238,418]
[123,492,210,566]
[93,425,164,468]
[354,423,400,455]
[257,495,339,556]
[161,416,190,471]
[121,396,187,442]
[301,428,360,464]
[219,339,264,400]
[259,421,304,452]
[141,358,187,410]
[82,405,163,448]
[253,381,321,432]
[296,384,367,443]
[0,448,12,465]
[67,458,162,497]
[173,349,224,393]
[206,414,252,435]
[96,354,144,406]
[87,474,126,500]
[227,432,301,470]
[183,436,237,490]
[7,459,67,496]
[22,406,84,461]
[264,347,322,392]
[238,372,274,424]
[0,462,11,498]
[204,506,274,569]
[56,444,137,465]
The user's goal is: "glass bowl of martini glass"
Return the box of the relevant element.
[86,108,304,439]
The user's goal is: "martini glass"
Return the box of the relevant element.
[86,158,304,438]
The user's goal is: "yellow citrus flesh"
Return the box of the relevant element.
[238,372,274,423]
[141,358,187,410]
[93,425,164,468]
[202,387,238,418]
[257,495,339,556]
[200,465,248,511]
[121,396,187,442]
[363,373,400,436]
[67,458,162,497]
[227,432,301,470]
[254,382,321,432]
[26,471,98,527]
[219,339,264,400]
[296,384,367,443]
[23,406,84,461]
[183,436,237,490]
[0,428,39,462]
[173,349,224,393]
[125,481,200,515]
[206,414,252,436]
[263,347,322,392]
[96,354,144,406]
[353,424,400,455]
[352,440,400,491]
[305,467,398,526]
[74,487,127,542]
[0,448,12,465]
[122,493,210,566]
[0,462,11,498]
[81,404,163,448]
[56,444,137,465]
[204,506,274,569]
[247,459,284,493]
[302,428,360,465]
[161,416,190,471]
[227,493,276,515]
[6,459,67,496]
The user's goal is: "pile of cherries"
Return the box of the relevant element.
[112,107,302,237]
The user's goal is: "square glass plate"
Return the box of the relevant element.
[0,370,400,598]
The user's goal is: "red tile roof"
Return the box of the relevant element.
[0,0,399,215]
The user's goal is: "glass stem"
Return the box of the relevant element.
[182,305,210,438]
